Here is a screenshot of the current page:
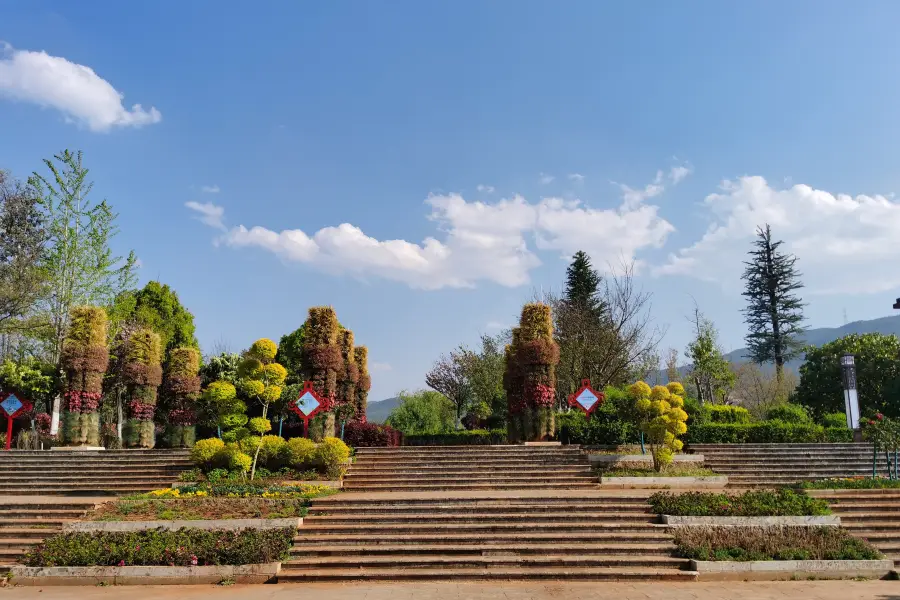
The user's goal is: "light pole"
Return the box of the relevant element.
[840,353,860,433]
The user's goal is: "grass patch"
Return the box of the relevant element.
[673,526,882,561]
[603,466,717,477]
[799,477,900,490]
[650,489,830,517]
[24,528,294,567]
[87,497,310,521]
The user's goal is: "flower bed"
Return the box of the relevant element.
[86,497,311,521]
[799,477,900,490]
[603,466,717,478]
[23,528,294,567]
[649,490,830,517]
[140,483,337,499]
[673,526,881,561]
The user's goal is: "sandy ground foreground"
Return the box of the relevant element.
[2,581,899,600]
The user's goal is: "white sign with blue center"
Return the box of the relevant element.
[1,394,23,416]
[576,389,598,411]
[295,391,321,417]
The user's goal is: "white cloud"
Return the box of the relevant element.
[192,169,676,290]
[201,185,220,194]
[539,173,555,185]
[476,184,495,193]
[0,43,161,132]
[669,165,692,184]
[656,176,900,294]
[370,362,392,373]
[185,201,226,231]
[568,173,585,183]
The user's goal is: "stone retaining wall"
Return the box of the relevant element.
[65,518,301,532]
[661,515,841,527]
[8,563,281,586]
[689,559,895,581]
[600,475,728,489]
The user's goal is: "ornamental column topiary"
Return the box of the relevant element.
[122,329,163,448]
[60,306,110,447]
[504,329,525,443]
[164,347,201,448]
[354,346,370,423]
[505,303,560,442]
[301,307,341,437]
[338,329,360,423]
[629,381,689,472]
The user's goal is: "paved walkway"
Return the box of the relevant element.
[3,581,898,600]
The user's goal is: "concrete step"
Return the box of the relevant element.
[341,483,599,492]
[836,512,900,521]
[294,532,674,545]
[297,523,664,535]
[289,543,677,557]
[0,538,48,549]
[345,474,596,484]
[0,528,61,539]
[305,513,656,525]
[311,495,650,507]
[0,486,166,495]
[310,503,651,516]
[348,467,593,476]
[276,566,696,581]
[0,519,69,528]
[282,554,686,569]
[352,458,589,466]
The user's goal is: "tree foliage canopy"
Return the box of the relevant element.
[796,333,900,419]
[110,281,197,358]
[385,390,456,435]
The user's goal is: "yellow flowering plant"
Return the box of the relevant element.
[629,381,689,472]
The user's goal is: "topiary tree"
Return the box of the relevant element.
[505,303,560,442]
[60,306,109,447]
[629,381,688,472]
[163,347,201,447]
[354,346,370,423]
[237,338,287,479]
[337,329,360,424]
[122,328,163,448]
[199,380,247,442]
[301,307,341,437]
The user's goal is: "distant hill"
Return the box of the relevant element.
[366,396,400,423]
[668,314,900,381]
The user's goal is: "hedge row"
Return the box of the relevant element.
[684,422,852,444]
[344,422,402,447]
[649,489,830,517]
[403,429,507,446]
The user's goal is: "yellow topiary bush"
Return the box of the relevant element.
[190,438,225,468]
[629,380,689,472]
[316,437,351,479]
[666,381,685,396]
[258,435,286,465]
[281,437,317,469]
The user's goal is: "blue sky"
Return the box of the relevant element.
[3,2,900,402]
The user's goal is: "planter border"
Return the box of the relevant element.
[661,515,840,527]
[689,559,895,581]
[171,480,343,489]
[600,475,728,489]
[7,563,281,586]
[65,518,301,532]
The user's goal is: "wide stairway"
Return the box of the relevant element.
[690,443,888,487]
[0,498,98,573]
[342,445,597,492]
[282,445,694,581]
[0,450,191,495]
[807,489,900,568]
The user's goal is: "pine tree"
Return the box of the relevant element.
[564,251,603,313]
[741,224,805,383]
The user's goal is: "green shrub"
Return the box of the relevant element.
[765,403,811,424]
[316,437,350,478]
[701,405,751,424]
[673,526,881,561]
[190,438,224,468]
[238,435,261,455]
[404,429,508,446]
[821,412,848,429]
[799,477,900,490]
[24,528,294,567]
[248,417,272,435]
[215,444,252,473]
[258,435,286,466]
[281,437,317,469]
[649,489,830,517]
[685,422,852,444]
[555,392,637,446]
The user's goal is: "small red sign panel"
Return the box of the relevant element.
[0,391,32,451]
[289,381,325,437]
[567,379,605,419]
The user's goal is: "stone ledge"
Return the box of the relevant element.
[172,480,343,489]
[661,515,841,527]
[689,559,895,581]
[600,476,728,489]
[589,454,704,468]
[65,518,301,532]
[7,563,280,586]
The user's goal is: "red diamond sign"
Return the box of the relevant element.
[568,379,605,419]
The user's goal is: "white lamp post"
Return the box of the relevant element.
[840,353,860,431]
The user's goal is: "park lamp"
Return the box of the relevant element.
[840,353,860,431]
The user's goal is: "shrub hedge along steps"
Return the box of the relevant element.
[649,490,831,517]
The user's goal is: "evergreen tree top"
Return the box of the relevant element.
[564,250,602,312]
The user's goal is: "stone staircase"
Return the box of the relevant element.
[342,445,598,492]
[807,489,900,568]
[690,443,888,487]
[281,492,694,581]
[0,499,98,573]
[0,450,191,495]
